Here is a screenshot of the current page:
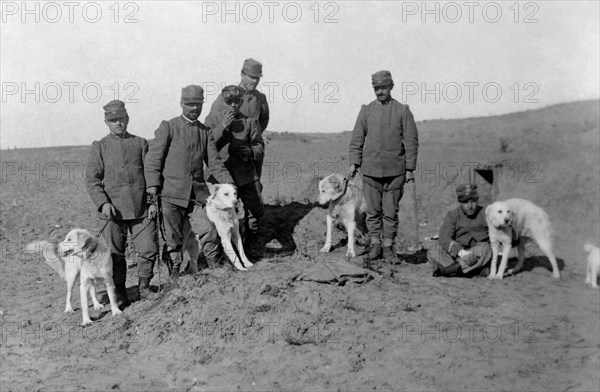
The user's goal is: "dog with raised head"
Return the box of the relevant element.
[485,198,560,280]
[318,173,368,257]
[584,243,599,289]
[205,183,253,271]
[25,229,122,326]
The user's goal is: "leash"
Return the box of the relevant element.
[158,193,206,207]
[95,219,110,238]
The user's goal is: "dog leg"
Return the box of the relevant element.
[590,261,599,289]
[65,272,77,313]
[80,281,93,326]
[495,241,512,280]
[105,281,123,316]
[320,214,333,253]
[235,228,253,268]
[536,239,560,279]
[507,241,526,276]
[222,238,247,271]
[346,220,357,257]
[488,240,500,280]
[89,283,104,310]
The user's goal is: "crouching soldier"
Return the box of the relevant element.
[85,100,159,304]
[428,184,492,277]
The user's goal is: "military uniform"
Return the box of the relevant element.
[144,86,232,276]
[85,100,158,303]
[206,86,265,226]
[349,71,419,254]
[428,184,492,276]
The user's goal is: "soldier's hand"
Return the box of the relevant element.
[406,170,415,183]
[148,204,158,220]
[147,186,158,195]
[348,164,358,179]
[222,109,235,128]
[237,146,251,161]
[101,203,116,220]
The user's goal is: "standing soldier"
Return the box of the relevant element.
[349,70,419,263]
[86,100,158,303]
[144,85,233,279]
[206,85,265,258]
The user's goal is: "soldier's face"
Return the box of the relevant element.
[240,72,260,91]
[460,199,479,217]
[225,98,242,114]
[374,84,393,103]
[105,116,128,135]
[181,101,203,120]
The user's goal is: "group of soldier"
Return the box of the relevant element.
[85,61,492,309]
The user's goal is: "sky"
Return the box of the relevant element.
[1,0,599,148]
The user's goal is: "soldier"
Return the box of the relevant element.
[348,70,419,263]
[428,184,493,277]
[206,85,265,258]
[85,100,158,303]
[144,85,233,279]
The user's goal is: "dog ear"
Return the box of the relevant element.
[82,234,98,259]
[208,183,219,196]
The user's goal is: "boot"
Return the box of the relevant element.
[365,243,383,261]
[138,278,158,300]
[115,283,130,308]
[383,246,403,265]
[169,252,182,281]
[432,262,463,277]
[244,230,264,261]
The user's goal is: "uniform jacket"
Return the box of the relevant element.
[349,99,418,178]
[206,112,264,187]
[439,205,489,258]
[144,115,232,208]
[208,88,270,133]
[85,132,149,220]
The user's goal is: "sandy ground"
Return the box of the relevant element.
[1,100,599,391]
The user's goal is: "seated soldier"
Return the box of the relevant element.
[428,184,492,277]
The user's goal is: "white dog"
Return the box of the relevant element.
[584,243,599,289]
[486,198,560,280]
[25,229,122,326]
[317,173,367,257]
[206,183,253,271]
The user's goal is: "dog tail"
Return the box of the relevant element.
[584,243,597,254]
[25,241,65,279]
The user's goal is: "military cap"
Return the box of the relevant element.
[456,183,479,202]
[222,85,245,103]
[181,85,205,103]
[242,58,263,78]
[103,100,127,120]
[371,70,393,87]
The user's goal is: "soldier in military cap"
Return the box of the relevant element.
[85,100,158,304]
[349,70,419,263]
[427,183,493,277]
[144,85,233,279]
[206,85,265,258]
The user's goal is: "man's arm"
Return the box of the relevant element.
[349,105,367,172]
[258,93,269,132]
[402,105,419,171]
[248,118,264,162]
[85,141,110,212]
[144,120,171,191]
[438,209,463,258]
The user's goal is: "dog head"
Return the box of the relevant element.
[59,229,99,259]
[207,183,241,210]
[485,201,513,228]
[317,173,347,205]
